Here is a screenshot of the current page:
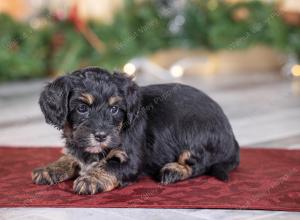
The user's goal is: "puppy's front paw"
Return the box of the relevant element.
[32,167,67,185]
[73,171,119,195]
[73,176,103,195]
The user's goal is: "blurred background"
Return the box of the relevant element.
[0,0,300,148]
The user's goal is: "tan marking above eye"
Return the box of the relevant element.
[79,93,95,105]
[108,96,122,106]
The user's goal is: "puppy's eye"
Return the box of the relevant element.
[110,106,119,115]
[77,104,88,114]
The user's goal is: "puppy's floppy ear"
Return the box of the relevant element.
[113,72,140,126]
[39,76,70,130]
[125,80,140,125]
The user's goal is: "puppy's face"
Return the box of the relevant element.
[39,67,139,154]
[67,83,125,153]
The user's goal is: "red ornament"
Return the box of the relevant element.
[68,3,86,31]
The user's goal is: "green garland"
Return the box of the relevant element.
[0,14,51,81]
[0,0,299,81]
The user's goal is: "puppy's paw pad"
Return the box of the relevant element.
[73,176,103,195]
[160,168,182,185]
[32,168,54,185]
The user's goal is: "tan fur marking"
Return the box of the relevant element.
[178,150,191,165]
[106,148,128,163]
[117,121,123,131]
[108,96,122,106]
[161,162,192,180]
[32,155,79,185]
[74,167,119,194]
[42,170,52,183]
[63,122,73,138]
[76,180,88,194]
[79,93,95,105]
[94,170,118,192]
[73,160,119,194]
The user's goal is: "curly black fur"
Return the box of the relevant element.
[36,67,239,192]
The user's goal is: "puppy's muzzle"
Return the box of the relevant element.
[94,131,107,142]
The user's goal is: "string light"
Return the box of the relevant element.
[291,65,300,77]
[208,0,218,11]
[170,65,184,78]
[123,63,136,76]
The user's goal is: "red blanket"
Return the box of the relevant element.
[0,147,299,211]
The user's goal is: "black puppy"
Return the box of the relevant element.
[32,67,239,195]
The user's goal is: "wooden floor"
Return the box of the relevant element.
[0,71,300,219]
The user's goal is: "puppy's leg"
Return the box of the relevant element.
[160,150,205,184]
[208,159,239,182]
[32,155,79,185]
[73,148,134,195]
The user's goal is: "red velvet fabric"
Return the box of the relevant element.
[0,147,299,210]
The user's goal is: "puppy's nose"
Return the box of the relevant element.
[94,132,107,142]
